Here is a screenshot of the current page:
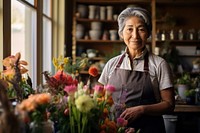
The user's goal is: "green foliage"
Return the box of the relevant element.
[7,78,34,100]
[176,73,191,85]
[64,57,89,74]
[161,41,180,72]
[185,89,196,97]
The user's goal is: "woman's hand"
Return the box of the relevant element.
[125,127,135,133]
[120,105,144,122]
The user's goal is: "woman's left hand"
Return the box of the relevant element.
[120,105,144,122]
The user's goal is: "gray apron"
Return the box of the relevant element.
[108,52,166,133]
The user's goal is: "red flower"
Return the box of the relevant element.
[88,66,99,77]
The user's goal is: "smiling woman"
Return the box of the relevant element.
[98,7,175,133]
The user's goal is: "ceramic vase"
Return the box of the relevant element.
[30,120,54,133]
[177,84,188,100]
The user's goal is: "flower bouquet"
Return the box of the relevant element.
[41,55,129,133]
[0,53,133,133]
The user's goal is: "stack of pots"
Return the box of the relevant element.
[76,24,85,39]
[89,22,102,40]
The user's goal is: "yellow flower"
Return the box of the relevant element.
[53,57,59,69]
[75,95,94,113]
[63,57,69,64]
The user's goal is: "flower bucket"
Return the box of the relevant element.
[30,120,54,133]
[177,84,188,100]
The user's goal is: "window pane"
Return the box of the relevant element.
[43,0,51,17]
[43,17,52,78]
[11,0,37,88]
[25,0,34,5]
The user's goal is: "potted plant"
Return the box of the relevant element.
[185,89,196,105]
[176,72,191,100]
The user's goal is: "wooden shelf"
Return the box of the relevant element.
[76,56,104,61]
[77,39,124,44]
[76,18,117,23]
[174,105,200,113]
[156,0,200,5]
[156,40,200,46]
[76,0,151,4]
[77,39,152,45]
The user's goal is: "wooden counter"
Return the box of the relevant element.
[174,105,200,112]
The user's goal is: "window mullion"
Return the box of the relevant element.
[3,0,11,58]
[36,0,43,85]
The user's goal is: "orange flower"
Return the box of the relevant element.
[103,108,109,118]
[88,66,99,77]
[104,118,117,133]
[17,93,51,112]
[106,96,114,106]
[35,93,51,105]
[2,52,28,76]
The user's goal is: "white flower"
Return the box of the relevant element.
[75,95,94,113]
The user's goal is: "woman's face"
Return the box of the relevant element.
[120,16,148,52]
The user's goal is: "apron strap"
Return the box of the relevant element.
[144,51,161,102]
[116,54,126,68]
[144,51,149,73]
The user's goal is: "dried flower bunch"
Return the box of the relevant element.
[1,52,33,101]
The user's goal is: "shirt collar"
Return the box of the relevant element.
[124,46,148,60]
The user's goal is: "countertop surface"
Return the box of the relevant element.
[174,104,200,112]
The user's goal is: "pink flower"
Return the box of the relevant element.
[105,85,115,96]
[93,85,104,95]
[64,85,77,95]
[117,117,128,127]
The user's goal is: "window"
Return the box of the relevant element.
[11,0,37,87]
[5,0,65,88]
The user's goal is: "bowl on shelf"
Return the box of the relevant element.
[87,49,97,58]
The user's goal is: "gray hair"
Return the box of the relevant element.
[118,7,152,37]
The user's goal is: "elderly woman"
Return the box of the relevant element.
[98,7,175,133]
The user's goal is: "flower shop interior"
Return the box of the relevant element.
[1,0,200,133]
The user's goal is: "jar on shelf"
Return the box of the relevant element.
[100,6,106,20]
[106,6,113,20]
[169,30,175,40]
[187,29,195,40]
[109,30,118,41]
[77,4,88,18]
[161,30,166,41]
[156,29,161,41]
[88,5,96,19]
[178,29,184,40]
[76,24,85,39]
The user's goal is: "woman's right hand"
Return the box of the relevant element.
[125,127,135,133]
